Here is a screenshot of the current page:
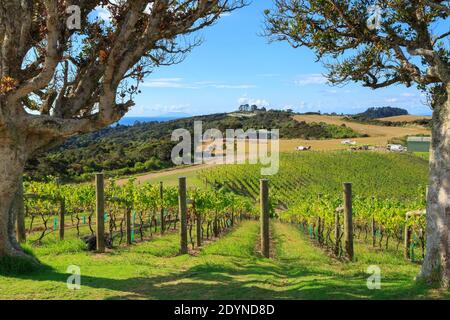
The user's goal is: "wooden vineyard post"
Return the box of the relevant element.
[196,208,202,248]
[260,179,270,258]
[343,182,354,261]
[160,181,165,235]
[55,178,65,241]
[126,207,132,245]
[192,190,202,248]
[371,215,376,247]
[179,177,188,254]
[231,209,235,227]
[59,198,65,240]
[317,193,323,244]
[95,173,105,252]
[213,216,218,237]
[334,208,340,256]
[404,222,412,260]
[371,196,376,247]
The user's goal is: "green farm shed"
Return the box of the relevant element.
[407,136,431,152]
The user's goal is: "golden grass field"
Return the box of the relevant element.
[376,115,432,122]
[284,115,431,152]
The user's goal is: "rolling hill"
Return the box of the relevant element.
[25,110,362,181]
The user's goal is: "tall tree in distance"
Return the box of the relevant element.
[0,0,245,261]
[265,0,449,287]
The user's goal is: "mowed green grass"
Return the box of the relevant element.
[271,223,448,299]
[0,220,448,299]
[414,152,430,161]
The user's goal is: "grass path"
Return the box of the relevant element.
[270,222,448,299]
[0,220,448,299]
[0,221,262,300]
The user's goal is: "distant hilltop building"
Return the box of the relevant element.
[407,136,431,152]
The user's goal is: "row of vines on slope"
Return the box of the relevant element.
[282,194,426,261]
[200,151,429,261]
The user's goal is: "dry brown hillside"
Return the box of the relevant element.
[283,115,430,151]
[376,115,432,122]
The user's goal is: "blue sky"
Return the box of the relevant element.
[128,1,432,117]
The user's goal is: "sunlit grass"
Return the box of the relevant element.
[0,220,448,300]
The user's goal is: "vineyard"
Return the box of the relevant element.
[5,138,438,292]
[199,152,428,261]
[21,151,429,261]
[3,150,448,300]
[23,178,257,250]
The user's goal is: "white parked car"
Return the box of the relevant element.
[341,139,357,145]
[387,144,406,152]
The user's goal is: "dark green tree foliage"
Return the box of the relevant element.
[357,107,409,119]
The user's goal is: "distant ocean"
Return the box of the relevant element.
[116,116,185,126]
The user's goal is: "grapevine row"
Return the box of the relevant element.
[23,177,257,251]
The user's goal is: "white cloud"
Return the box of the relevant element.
[294,74,328,86]
[386,98,399,103]
[193,81,217,85]
[296,101,323,113]
[142,78,191,88]
[321,88,353,95]
[212,84,256,89]
[237,96,270,107]
[142,78,256,90]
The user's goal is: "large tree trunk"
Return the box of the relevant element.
[419,85,450,288]
[0,141,30,260]
[14,175,26,243]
